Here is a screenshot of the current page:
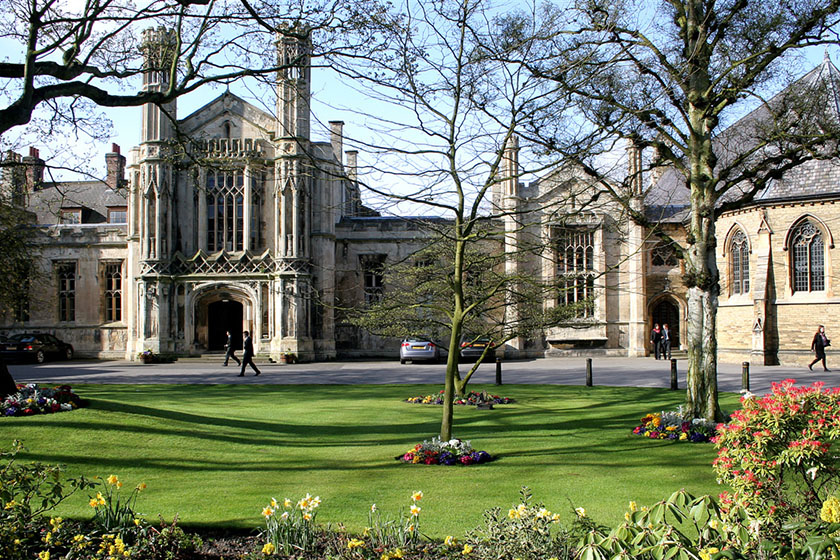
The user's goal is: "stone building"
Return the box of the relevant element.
[1,30,838,367]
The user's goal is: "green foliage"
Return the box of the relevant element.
[0,440,93,559]
[464,487,576,560]
[713,380,840,541]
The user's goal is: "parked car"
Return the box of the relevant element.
[1,333,74,363]
[399,337,446,364]
[459,336,495,362]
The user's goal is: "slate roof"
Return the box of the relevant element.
[28,181,127,225]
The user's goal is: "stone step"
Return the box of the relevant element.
[173,353,278,364]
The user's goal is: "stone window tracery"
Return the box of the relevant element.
[792,220,825,292]
[554,227,595,318]
[730,230,750,295]
[207,170,244,251]
[103,262,123,322]
[651,241,679,267]
[56,262,76,322]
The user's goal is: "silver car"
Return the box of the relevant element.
[399,337,446,364]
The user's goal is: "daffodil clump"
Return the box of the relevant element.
[89,475,147,533]
[359,491,425,554]
[262,493,322,556]
[463,487,572,560]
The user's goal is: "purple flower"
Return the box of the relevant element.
[5,407,17,416]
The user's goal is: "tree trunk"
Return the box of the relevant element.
[0,356,17,399]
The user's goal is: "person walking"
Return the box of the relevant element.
[238,330,261,377]
[650,323,662,360]
[661,323,672,360]
[223,330,241,367]
[809,325,831,371]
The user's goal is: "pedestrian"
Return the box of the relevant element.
[650,323,662,360]
[809,325,831,372]
[661,323,672,360]
[238,330,261,377]
[223,330,241,367]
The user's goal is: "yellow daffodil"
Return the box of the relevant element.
[280,512,289,521]
[270,498,278,508]
[136,482,146,491]
[262,542,276,555]
[89,498,99,508]
[392,549,404,558]
[381,554,391,560]
[444,536,457,547]
[516,503,528,517]
[303,513,312,521]
[107,474,119,486]
[363,527,371,537]
[699,548,720,560]
[629,501,637,512]
[284,498,292,508]
[536,507,550,519]
[262,506,274,518]
[96,492,106,506]
[410,504,421,517]
[462,544,473,555]
[49,517,62,529]
[371,503,377,512]
[73,535,85,544]
[575,507,586,518]
[38,551,50,560]
[624,512,631,521]
[134,519,141,526]
[508,508,521,520]
[412,490,423,502]
[407,524,415,532]
[311,495,321,508]
[347,538,365,549]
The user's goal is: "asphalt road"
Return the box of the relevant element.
[7,355,835,396]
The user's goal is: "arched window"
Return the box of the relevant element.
[791,220,825,292]
[730,230,750,295]
[651,241,679,267]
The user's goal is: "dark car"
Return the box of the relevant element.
[399,337,447,364]
[1,333,74,363]
[459,336,495,362]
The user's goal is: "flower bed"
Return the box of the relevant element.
[631,409,719,442]
[1,383,86,417]
[405,390,514,406]
[398,437,493,466]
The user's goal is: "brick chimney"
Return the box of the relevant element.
[23,147,44,191]
[105,143,126,190]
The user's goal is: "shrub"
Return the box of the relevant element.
[0,440,93,560]
[713,379,840,541]
[464,487,575,560]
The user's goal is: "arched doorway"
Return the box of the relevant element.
[207,300,243,351]
[652,298,680,348]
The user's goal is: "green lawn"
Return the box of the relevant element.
[2,383,741,537]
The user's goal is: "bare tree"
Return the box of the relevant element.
[524,0,840,421]
[329,0,594,440]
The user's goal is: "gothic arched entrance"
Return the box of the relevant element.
[651,298,680,348]
[207,300,243,351]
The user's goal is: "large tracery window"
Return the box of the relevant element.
[651,241,679,266]
[730,230,750,295]
[554,227,595,318]
[207,170,245,251]
[103,262,123,322]
[792,220,825,292]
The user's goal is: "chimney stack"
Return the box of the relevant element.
[105,143,126,190]
[23,147,45,191]
[329,121,344,165]
[345,150,358,183]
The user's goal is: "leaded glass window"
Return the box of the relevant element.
[104,262,122,322]
[792,220,825,292]
[554,228,595,318]
[57,262,76,322]
[206,170,245,251]
[730,230,750,295]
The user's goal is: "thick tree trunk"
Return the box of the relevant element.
[0,356,17,399]
[685,284,723,421]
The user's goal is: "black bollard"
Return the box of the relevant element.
[742,362,750,392]
[670,359,678,390]
[586,358,593,387]
[495,357,502,385]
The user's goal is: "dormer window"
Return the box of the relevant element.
[108,207,127,224]
[60,209,81,224]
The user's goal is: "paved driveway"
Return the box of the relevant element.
[7,356,833,396]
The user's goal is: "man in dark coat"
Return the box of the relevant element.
[650,323,663,360]
[223,330,241,367]
[238,330,261,377]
